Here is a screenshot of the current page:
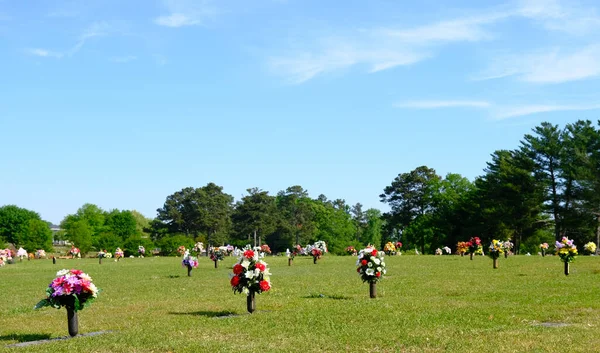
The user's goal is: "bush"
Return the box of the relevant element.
[156,235,195,256]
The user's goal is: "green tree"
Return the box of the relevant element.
[16,219,53,251]
[232,188,277,248]
[362,208,384,249]
[104,209,138,240]
[276,186,315,246]
[0,205,42,246]
[65,220,93,254]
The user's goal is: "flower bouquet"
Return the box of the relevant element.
[176,246,186,256]
[443,246,451,255]
[36,249,47,259]
[395,242,403,254]
[356,247,386,298]
[488,240,504,269]
[97,250,106,264]
[468,237,482,259]
[556,237,577,275]
[114,247,124,261]
[192,242,204,256]
[583,242,596,255]
[68,246,80,259]
[34,269,100,337]
[16,247,27,262]
[182,250,199,277]
[346,246,357,256]
[311,241,328,264]
[540,242,549,257]
[435,248,442,255]
[138,245,145,258]
[457,242,469,256]
[260,244,271,255]
[209,247,225,268]
[104,252,113,259]
[502,240,513,258]
[383,242,396,255]
[230,248,271,313]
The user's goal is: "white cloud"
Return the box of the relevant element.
[110,55,137,63]
[517,0,600,35]
[495,104,600,119]
[154,0,216,28]
[27,48,63,58]
[477,44,600,84]
[394,100,491,109]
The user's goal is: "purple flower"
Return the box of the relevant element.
[555,241,563,248]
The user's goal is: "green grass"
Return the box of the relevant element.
[2,255,600,352]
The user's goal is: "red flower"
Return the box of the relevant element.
[230,275,240,287]
[376,272,381,278]
[243,250,255,259]
[259,280,270,292]
[372,249,378,256]
[361,259,368,266]
[233,264,244,275]
[255,262,266,272]
[70,269,82,275]
[356,267,361,273]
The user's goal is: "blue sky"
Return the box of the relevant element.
[1,0,599,224]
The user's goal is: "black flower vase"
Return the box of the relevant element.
[470,252,474,260]
[288,258,292,266]
[247,291,256,313]
[214,260,218,269]
[99,257,102,265]
[187,264,192,277]
[542,249,546,257]
[504,252,508,259]
[564,262,569,276]
[52,257,56,264]
[493,258,499,269]
[369,281,377,298]
[313,256,317,264]
[67,306,78,337]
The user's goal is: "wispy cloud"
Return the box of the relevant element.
[394,100,491,109]
[27,48,63,58]
[154,0,217,28]
[476,44,600,83]
[517,0,600,36]
[110,55,137,63]
[494,104,600,119]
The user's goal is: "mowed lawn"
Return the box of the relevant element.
[2,254,600,352]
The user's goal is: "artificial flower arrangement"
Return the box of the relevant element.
[114,248,124,261]
[346,246,357,256]
[182,250,199,276]
[260,244,271,255]
[383,242,396,255]
[468,237,483,256]
[442,246,451,255]
[16,247,28,261]
[177,246,186,256]
[556,237,577,275]
[356,247,386,298]
[138,245,145,258]
[210,247,225,262]
[435,248,442,255]
[35,269,100,337]
[36,249,47,259]
[69,246,80,259]
[309,240,328,264]
[193,242,204,255]
[395,242,403,252]
[556,237,577,263]
[226,244,235,256]
[488,240,504,269]
[456,242,470,256]
[230,247,271,313]
[104,252,113,258]
[503,240,513,257]
[540,242,549,257]
[97,250,106,258]
[583,242,596,255]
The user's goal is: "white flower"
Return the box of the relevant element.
[382,269,387,274]
[242,287,249,295]
[377,267,382,272]
[372,258,381,266]
[245,271,255,279]
[367,262,373,268]
[381,261,386,267]
[79,273,92,281]
[365,268,375,276]
[56,269,69,276]
[241,260,250,269]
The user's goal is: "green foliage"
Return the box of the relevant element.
[123,236,154,257]
[64,220,94,254]
[16,219,53,252]
[156,235,195,256]
[0,205,42,246]
[104,209,138,240]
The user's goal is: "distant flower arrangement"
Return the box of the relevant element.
[97,250,106,258]
[443,246,451,254]
[584,242,596,255]
[35,269,100,311]
[69,246,80,258]
[17,247,28,259]
[503,240,513,253]
[182,250,198,268]
[540,243,549,250]
[177,246,186,256]
[346,246,357,256]
[260,244,271,254]
[356,247,386,283]
[193,242,204,255]
[310,241,328,259]
[230,249,271,295]
[555,237,577,263]
[395,242,403,250]
[210,247,225,262]
[488,240,504,259]
[383,242,396,255]
[456,242,470,255]
[36,249,47,259]
[138,246,145,256]
[468,237,483,255]
[435,248,442,255]
[114,248,124,259]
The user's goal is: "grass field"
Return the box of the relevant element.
[1,254,600,352]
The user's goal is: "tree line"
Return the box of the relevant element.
[1,120,599,255]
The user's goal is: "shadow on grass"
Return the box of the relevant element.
[167,275,180,278]
[303,293,351,300]
[0,333,51,343]
[169,310,238,318]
